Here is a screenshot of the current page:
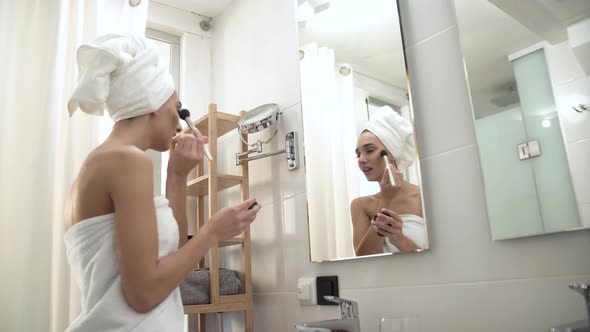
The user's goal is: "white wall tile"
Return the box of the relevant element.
[404,26,477,158]
[555,76,590,144]
[248,200,286,293]
[343,275,590,332]
[248,275,590,332]
[546,41,587,86]
[211,0,301,115]
[567,139,590,207]
[398,0,456,47]
[580,203,590,228]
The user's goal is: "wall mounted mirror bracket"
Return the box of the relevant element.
[234,103,298,170]
[235,131,298,170]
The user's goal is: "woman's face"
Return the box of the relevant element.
[355,131,397,182]
[152,91,182,151]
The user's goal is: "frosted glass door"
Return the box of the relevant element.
[512,49,580,233]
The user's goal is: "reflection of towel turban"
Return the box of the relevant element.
[67,34,174,122]
[362,106,416,169]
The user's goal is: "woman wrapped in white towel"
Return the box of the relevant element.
[351,106,426,256]
[63,34,261,331]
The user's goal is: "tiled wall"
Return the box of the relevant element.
[545,41,590,228]
[209,0,590,331]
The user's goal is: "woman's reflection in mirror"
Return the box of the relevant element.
[351,106,426,256]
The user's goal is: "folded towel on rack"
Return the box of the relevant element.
[64,196,183,331]
[180,268,241,305]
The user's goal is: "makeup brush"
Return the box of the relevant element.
[380,150,396,186]
[178,108,213,161]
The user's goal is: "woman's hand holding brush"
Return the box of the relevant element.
[379,150,403,199]
[178,109,213,161]
[169,130,209,178]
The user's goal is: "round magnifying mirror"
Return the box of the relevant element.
[237,103,280,134]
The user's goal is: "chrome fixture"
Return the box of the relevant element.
[129,0,141,6]
[517,139,541,160]
[324,295,359,320]
[569,283,590,324]
[235,103,298,170]
[200,18,212,31]
[295,296,361,332]
[298,50,305,60]
[550,283,590,332]
[573,104,588,113]
[338,66,351,76]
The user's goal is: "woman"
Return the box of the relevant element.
[63,34,261,331]
[351,106,425,256]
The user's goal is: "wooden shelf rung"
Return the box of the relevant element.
[187,173,243,197]
[219,294,247,304]
[182,111,240,138]
[219,237,245,248]
[183,301,246,314]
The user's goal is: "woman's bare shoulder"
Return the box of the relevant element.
[91,144,148,162]
[65,145,150,229]
[77,144,152,194]
[85,144,152,174]
[350,194,379,211]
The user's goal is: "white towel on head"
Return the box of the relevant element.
[67,34,175,123]
[363,106,416,169]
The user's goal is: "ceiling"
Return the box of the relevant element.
[454,0,543,118]
[152,0,233,17]
[297,0,407,89]
[489,0,590,43]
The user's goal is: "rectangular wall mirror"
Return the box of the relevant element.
[296,0,429,262]
[454,0,590,240]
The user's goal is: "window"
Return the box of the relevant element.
[146,29,181,196]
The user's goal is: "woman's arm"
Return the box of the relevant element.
[351,198,384,256]
[110,149,260,313]
[166,174,188,247]
[166,130,208,247]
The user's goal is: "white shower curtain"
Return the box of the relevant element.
[300,43,358,260]
[0,1,148,331]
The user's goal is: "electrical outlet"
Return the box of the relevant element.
[297,277,317,305]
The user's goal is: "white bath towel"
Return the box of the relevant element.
[362,105,416,170]
[67,34,175,122]
[64,196,183,332]
[382,214,427,253]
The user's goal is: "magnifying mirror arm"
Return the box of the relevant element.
[237,148,286,163]
[235,131,298,170]
[236,141,263,158]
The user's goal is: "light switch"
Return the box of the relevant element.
[297,277,317,305]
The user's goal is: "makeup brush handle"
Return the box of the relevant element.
[186,121,213,161]
[202,146,213,161]
[383,155,396,186]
